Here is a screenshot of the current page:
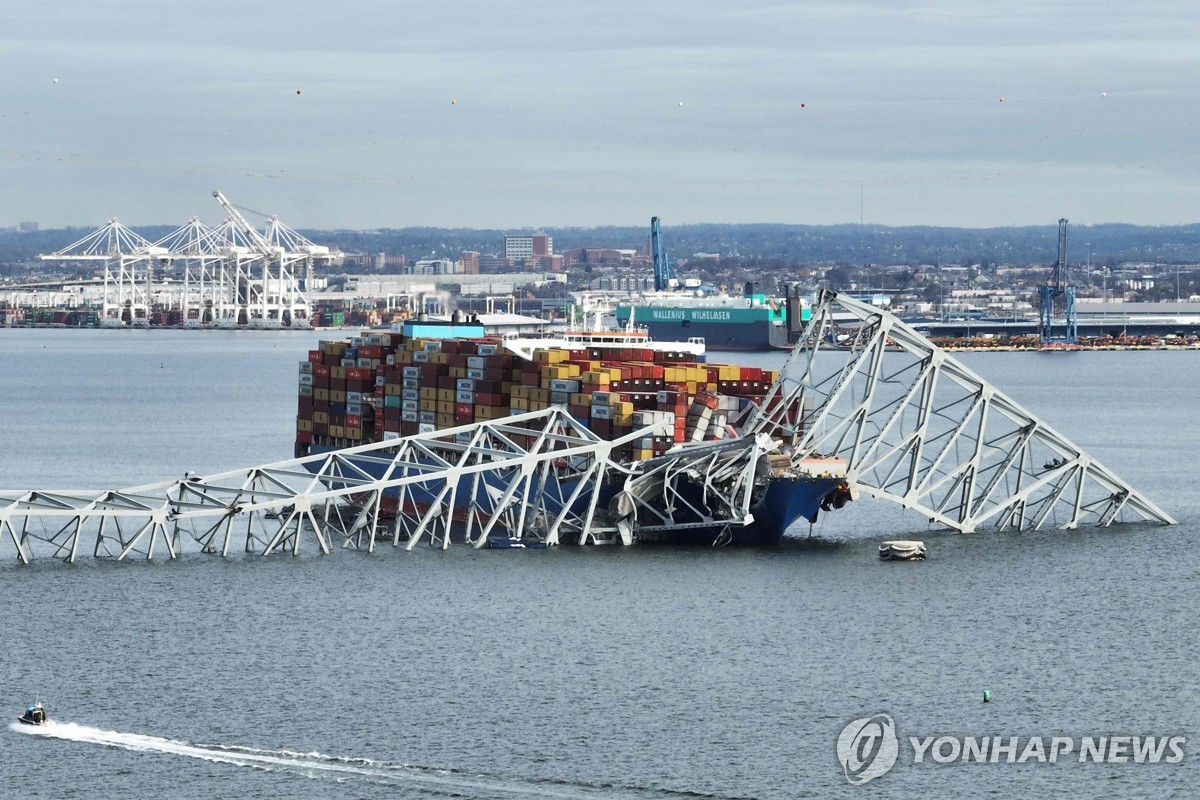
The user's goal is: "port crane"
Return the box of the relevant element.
[1038,218,1078,345]
[651,216,674,291]
[211,190,312,328]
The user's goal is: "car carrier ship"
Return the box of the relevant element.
[295,317,851,545]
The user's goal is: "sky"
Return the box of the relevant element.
[3,1,1199,231]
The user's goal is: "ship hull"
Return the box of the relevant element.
[614,306,790,351]
[635,319,788,351]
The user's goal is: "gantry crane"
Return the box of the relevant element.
[1038,218,1078,345]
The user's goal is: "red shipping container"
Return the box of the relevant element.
[296,430,313,444]
[314,364,331,377]
[455,403,474,418]
[346,414,362,428]
[307,350,323,364]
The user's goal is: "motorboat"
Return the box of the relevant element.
[879,540,927,561]
[486,536,548,550]
[17,701,47,726]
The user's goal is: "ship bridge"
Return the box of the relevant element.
[0,292,1175,564]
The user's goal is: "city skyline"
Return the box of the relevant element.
[3,2,1198,231]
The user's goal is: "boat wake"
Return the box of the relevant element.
[9,720,735,799]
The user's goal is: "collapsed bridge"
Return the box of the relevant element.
[0,292,1175,563]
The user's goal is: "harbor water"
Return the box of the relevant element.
[2,329,1199,798]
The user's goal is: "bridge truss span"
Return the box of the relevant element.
[746,291,1175,533]
[0,409,671,564]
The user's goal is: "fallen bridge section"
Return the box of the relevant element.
[0,408,634,563]
[746,291,1176,533]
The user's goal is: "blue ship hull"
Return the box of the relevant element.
[305,444,845,546]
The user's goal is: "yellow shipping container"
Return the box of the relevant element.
[437,388,455,402]
[449,366,466,378]
[329,425,345,438]
[437,401,455,414]
[394,350,413,364]
[569,393,593,407]
[346,428,362,441]
[313,411,330,424]
[511,398,529,411]
[437,413,454,427]
[330,390,346,403]
[534,349,569,364]
[618,401,634,416]
[432,352,450,364]
[297,419,313,432]
[330,366,347,380]
[314,388,330,401]
[419,387,437,400]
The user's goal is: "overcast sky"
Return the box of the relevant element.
[3,1,1198,231]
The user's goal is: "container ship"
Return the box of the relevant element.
[295,318,850,545]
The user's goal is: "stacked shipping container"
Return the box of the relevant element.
[297,331,779,462]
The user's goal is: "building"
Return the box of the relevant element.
[504,234,553,260]
[458,251,480,275]
[411,258,456,275]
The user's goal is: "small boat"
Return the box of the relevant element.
[17,701,48,726]
[879,540,927,561]
[486,536,548,550]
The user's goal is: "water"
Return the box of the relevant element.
[1,330,1198,798]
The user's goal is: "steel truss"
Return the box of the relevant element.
[0,409,683,563]
[747,291,1175,532]
[616,434,782,543]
